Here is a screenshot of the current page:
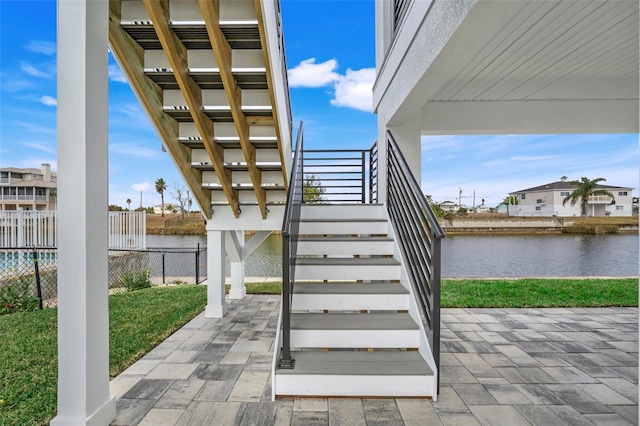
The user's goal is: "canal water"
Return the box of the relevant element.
[146,233,638,278]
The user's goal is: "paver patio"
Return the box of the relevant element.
[110,295,638,425]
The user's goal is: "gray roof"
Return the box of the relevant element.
[512,180,632,194]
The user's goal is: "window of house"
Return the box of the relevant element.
[12,173,22,179]
[535,206,541,211]
[560,191,570,196]
[32,174,42,180]
[536,199,543,203]
[520,194,526,200]
[616,205,624,211]
[618,191,628,196]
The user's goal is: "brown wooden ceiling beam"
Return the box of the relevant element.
[142,0,240,217]
[108,0,212,219]
[199,0,268,219]
[254,0,289,192]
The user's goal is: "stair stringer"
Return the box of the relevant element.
[382,207,439,401]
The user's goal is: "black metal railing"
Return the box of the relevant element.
[386,131,445,390]
[0,245,207,313]
[279,121,305,369]
[369,141,378,203]
[302,143,378,204]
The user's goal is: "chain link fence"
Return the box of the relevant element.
[0,246,206,312]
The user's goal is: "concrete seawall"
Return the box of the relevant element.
[441,218,638,234]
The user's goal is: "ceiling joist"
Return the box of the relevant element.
[143,0,240,217]
[108,0,212,219]
[199,0,268,219]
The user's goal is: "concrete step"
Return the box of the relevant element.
[290,312,419,348]
[300,204,385,220]
[275,350,434,397]
[294,257,401,281]
[292,282,409,311]
[299,218,388,235]
[297,236,394,256]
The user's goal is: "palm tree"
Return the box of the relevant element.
[155,178,167,217]
[126,198,132,211]
[562,177,615,218]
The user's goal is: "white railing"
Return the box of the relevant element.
[108,211,146,249]
[587,195,613,203]
[0,211,146,249]
[0,178,9,184]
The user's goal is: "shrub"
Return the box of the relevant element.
[121,269,151,292]
[0,278,40,315]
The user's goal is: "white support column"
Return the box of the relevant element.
[228,231,246,300]
[51,1,116,425]
[205,230,227,317]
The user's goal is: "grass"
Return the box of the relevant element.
[0,278,636,425]
[0,285,207,426]
[441,278,638,308]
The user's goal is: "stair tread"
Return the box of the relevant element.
[300,218,386,223]
[298,236,393,242]
[295,257,400,266]
[294,283,408,295]
[278,350,432,376]
[291,312,418,330]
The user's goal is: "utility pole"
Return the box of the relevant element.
[458,187,463,210]
[139,191,143,209]
[473,190,476,213]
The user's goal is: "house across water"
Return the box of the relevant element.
[509,177,633,217]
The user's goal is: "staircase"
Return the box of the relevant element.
[273,204,438,398]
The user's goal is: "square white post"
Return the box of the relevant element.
[228,231,246,300]
[205,229,227,317]
[51,0,116,425]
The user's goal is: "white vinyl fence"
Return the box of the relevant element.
[0,211,146,249]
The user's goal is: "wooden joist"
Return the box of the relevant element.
[199,0,268,219]
[142,0,240,217]
[254,0,289,192]
[108,0,212,219]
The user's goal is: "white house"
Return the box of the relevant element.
[509,179,633,217]
[438,200,458,212]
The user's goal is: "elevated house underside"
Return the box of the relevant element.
[53,1,639,422]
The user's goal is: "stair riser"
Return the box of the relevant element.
[290,329,419,348]
[292,294,409,311]
[297,240,394,256]
[295,264,400,281]
[299,221,387,235]
[275,374,435,397]
[301,205,384,220]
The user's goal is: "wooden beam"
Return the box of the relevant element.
[254,0,289,192]
[142,0,240,217]
[199,0,267,219]
[108,0,212,219]
[246,116,275,126]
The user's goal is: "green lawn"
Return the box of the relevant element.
[0,285,206,426]
[237,278,639,308]
[0,278,637,425]
[441,278,638,308]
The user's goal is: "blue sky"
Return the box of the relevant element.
[0,0,637,209]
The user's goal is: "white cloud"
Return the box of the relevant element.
[131,182,153,192]
[330,68,375,112]
[20,62,51,78]
[288,58,375,112]
[23,142,56,154]
[288,58,340,88]
[25,40,56,56]
[511,155,557,162]
[110,143,162,159]
[108,65,128,83]
[40,95,57,107]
